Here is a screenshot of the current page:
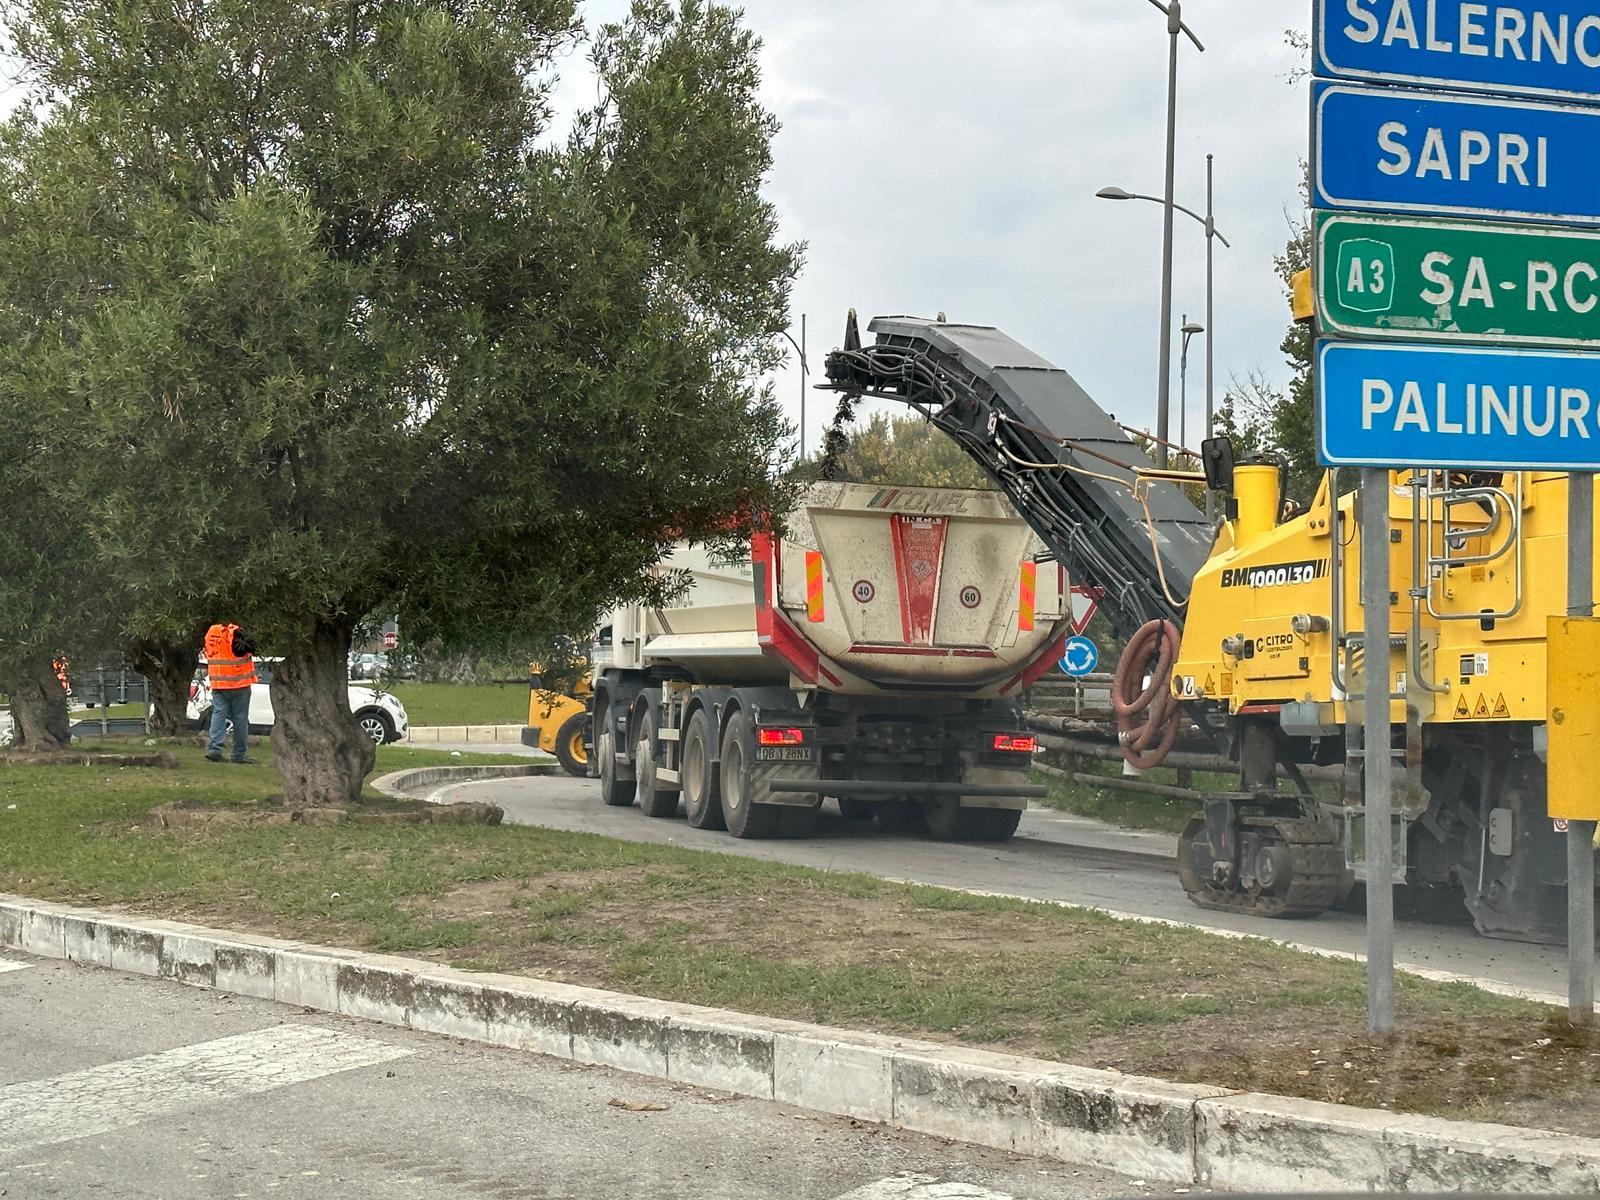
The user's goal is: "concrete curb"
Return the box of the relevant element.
[404,724,526,744]
[3,895,1596,1191]
[370,764,558,801]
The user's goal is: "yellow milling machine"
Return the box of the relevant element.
[825,313,1600,944]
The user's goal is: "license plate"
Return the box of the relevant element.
[756,746,813,762]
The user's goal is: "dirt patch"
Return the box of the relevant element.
[1099,1008,1600,1130]
[146,800,502,829]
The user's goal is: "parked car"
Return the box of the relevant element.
[190,658,409,745]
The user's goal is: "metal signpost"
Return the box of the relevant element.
[1312,0,1600,1030]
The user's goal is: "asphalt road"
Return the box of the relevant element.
[0,950,1149,1200]
[435,772,1577,1005]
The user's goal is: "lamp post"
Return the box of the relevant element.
[779,318,810,460]
[1096,168,1229,450]
[1135,0,1204,468]
[1179,317,1205,454]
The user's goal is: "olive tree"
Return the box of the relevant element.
[2,0,799,799]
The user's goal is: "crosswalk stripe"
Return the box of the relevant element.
[0,1024,411,1156]
[833,1175,1018,1200]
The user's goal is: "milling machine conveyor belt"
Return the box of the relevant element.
[823,316,1214,637]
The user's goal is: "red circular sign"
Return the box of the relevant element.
[852,579,876,603]
[959,586,982,609]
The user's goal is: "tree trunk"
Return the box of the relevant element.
[3,662,72,750]
[126,634,200,738]
[271,617,373,806]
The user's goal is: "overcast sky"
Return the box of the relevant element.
[560,0,1311,459]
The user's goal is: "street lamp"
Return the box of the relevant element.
[1134,0,1205,469]
[1179,317,1205,453]
[1097,156,1230,454]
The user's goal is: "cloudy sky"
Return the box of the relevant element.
[561,0,1312,458]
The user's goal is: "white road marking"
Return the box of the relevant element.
[834,1174,1017,1200]
[0,1024,411,1156]
[0,957,29,975]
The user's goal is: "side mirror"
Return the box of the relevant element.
[1201,437,1236,494]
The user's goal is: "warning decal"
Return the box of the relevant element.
[1473,694,1491,719]
[1454,694,1470,720]
[1492,693,1511,719]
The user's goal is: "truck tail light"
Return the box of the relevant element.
[992,733,1036,753]
[757,727,807,746]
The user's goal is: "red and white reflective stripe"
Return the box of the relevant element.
[1018,561,1037,632]
[805,551,825,623]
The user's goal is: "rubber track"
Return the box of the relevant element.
[1180,815,1348,919]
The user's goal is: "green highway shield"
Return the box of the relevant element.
[1316,212,1600,350]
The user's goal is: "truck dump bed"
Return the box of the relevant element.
[623,481,1067,698]
[824,317,1214,636]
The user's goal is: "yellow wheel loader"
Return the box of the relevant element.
[522,664,591,778]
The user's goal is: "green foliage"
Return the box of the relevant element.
[807,411,994,489]
[1214,172,1320,507]
[0,0,800,791]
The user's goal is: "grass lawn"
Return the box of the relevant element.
[1,740,1596,1131]
[382,682,531,727]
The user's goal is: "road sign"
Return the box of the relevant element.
[1059,636,1099,678]
[382,631,398,650]
[1317,211,1600,348]
[1067,585,1102,636]
[1314,81,1600,225]
[1314,1,1600,104]
[1318,338,1600,469]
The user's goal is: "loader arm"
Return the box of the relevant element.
[822,316,1214,637]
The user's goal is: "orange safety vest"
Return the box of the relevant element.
[204,623,256,691]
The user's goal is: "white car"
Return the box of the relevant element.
[190,658,409,745]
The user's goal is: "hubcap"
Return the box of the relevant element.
[684,730,704,807]
[361,718,384,743]
[724,742,744,814]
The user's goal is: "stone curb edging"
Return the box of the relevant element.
[369,763,558,802]
[2,894,1597,1193]
[404,724,527,744]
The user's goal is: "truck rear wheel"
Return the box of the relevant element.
[720,709,781,839]
[924,797,1022,842]
[598,699,635,807]
[874,799,925,834]
[682,709,725,830]
[634,702,678,818]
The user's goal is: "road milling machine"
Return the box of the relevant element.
[824,312,1599,944]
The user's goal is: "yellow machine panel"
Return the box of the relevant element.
[1547,616,1600,822]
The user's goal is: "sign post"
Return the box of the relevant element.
[1360,467,1395,1033]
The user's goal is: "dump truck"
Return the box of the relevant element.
[590,480,1070,841]
[825,313,1600,944]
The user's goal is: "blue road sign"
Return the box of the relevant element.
[1059,636,1099,678]
[1314,81,1600,225]
[1315,1,1600,103]
[1318,339,1600,469]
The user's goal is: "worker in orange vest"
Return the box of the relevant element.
[203,623,257,763]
